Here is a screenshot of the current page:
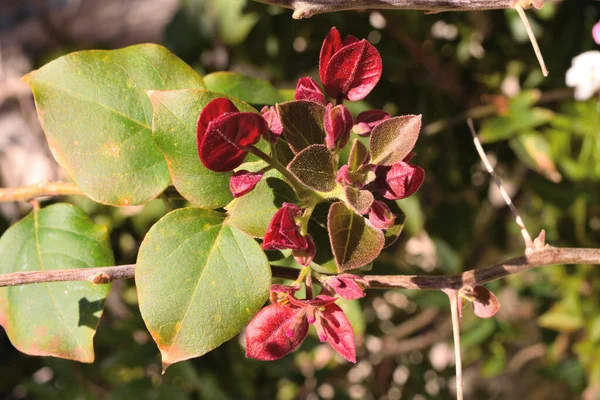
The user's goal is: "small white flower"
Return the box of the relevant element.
[566,51,600,101]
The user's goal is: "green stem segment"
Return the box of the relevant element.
[247,145,311,200]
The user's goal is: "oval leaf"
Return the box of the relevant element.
[327,202,384,271]
[136,208,271,371]
[150,90,256,208]
[0,204,114,362]
[288,144,337,192]
[227,171,299,238]
[23,44,205,206]
[276,101,326,154]
[369,115,422,166]
[204,72,284,106]
[343,186,374,215]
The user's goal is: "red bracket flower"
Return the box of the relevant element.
[196,98,267,172]
[246,285,356,362]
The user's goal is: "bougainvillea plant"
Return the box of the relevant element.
[2,26,511,374]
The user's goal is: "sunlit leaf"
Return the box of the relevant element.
[0,204,113,362]
[136,208,271,371]
[24,44,205,206]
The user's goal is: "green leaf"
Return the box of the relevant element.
[479,108,554,143]
[277,101,326,154]
[149,89,255,208]
[204,72,283,106]
[510,132,562,183]
[383,201,406,248]
[369,115,422,166]
[0,203,114,362]
[342,186,374,215]
[136,208,271,371]
[327,202,384,271]
[348,139,369,171]
[23,44,205,206]
[227,171,298,238]
[287,144,336,192]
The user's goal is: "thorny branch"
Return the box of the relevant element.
[0,246,598,288]
[251,0,546,19]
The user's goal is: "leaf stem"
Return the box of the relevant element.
[247,145,312,200]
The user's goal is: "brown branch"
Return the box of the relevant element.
[0,181,83,202]
[252,0,546,18]
[0,247,598,289]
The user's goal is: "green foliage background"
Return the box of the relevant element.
[1,0,599,398]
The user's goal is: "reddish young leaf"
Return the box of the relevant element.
[262,203,308,251]
[471,286,501,319]
[369,115,421,166]
[295,77,326,105]
[196,98,239,142]
[198,112,266,172]
[367,200,395,229]
[343,186,374,215]
[353,110,390,136]
[327,274,366,300]
[293,234,316,266]
[328,202,385,271]
[229,170,263,198]
[373,161,425,200]
[348,139,370,171]
[319,304,356,362]
[323,40,382,101]
[261,106,283,143]
[245,304,309,361]
[276,101,326,154]
[319,27,344,88]
[288,144,337,192]
[324,103,353,150]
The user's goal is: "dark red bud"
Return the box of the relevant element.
[323,39,382,101]
[293,234,315,266]
[353,110,391,136]
[229,170,263,198]
[260,106,283,143]
[262,203,308,251]
[319,27,344,89]
[367,200,395,230]
[197,108,266,172]
[197,98,239,143]
[374,161,425,200]
[294,77,326,105]
[324,103,353,150]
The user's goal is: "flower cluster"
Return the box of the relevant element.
[195,27,427,362]
[245,285,357,362]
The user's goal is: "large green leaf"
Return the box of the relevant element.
[0,203,114,362]
[136,208,271,371]
[226,171,299,238]
[204,72,283,106]
[149,89,256,208]
[24,44,205,206]
[327,202,384,271]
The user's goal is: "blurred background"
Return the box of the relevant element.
[1,0,600,399]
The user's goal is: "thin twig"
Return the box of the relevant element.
[0,181,83,203]
[252,0,544,18]
[467,119,534,248]
[0,247,598,288]
[445,290,464,400]
[514,5,549,77]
